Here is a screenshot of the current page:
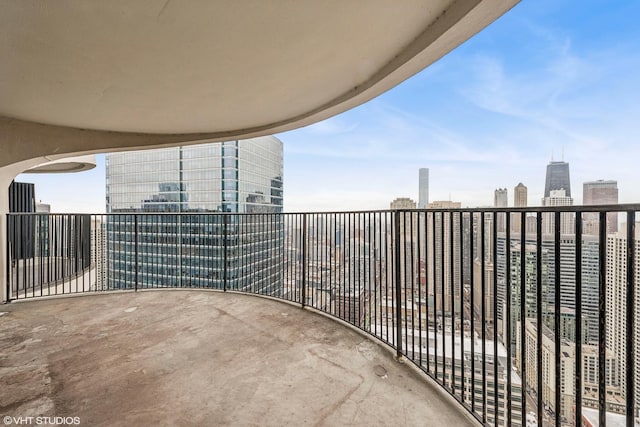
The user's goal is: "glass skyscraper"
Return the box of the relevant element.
[544,160,571,197]
[105,136,284,293]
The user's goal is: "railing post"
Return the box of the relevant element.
[626,211,635,427]
[598,211,607,427]
[301,214,307,308]
[4,214,10,303]
[575,211,583,427]
[134,214,138,292]
[394,210,403,359]
[223,214,228,292]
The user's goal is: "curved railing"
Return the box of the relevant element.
[6,207,639,427]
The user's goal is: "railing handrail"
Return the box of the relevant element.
[7,203,640,217]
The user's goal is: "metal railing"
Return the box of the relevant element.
[5,206,639,427]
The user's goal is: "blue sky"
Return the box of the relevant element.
[17,0,640,213]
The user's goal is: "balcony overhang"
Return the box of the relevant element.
[0,0,518,167]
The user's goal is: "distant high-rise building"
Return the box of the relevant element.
[584,180,618,205]
[518,320,620,422]
[418,168,429,209]
[583,180,619,234]
[542,189,574,235]
[503,244,548,350]
[391,197,417,295]
[514,183,527,207]
[495,233,600,345]
[512,183,527,234]
[544,189,572,205]
[544,160,571,197]
[473,258,494,319]
[494,188,508,232]
[494,188,508,207]
[390,197,416,209]
[606,229,640,413]
[427,200,462,314]
[428,201,462,210]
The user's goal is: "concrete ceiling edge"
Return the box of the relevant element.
[0,0,519,169]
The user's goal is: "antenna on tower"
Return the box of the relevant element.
[562,146,564,161]
[551,149,554,161]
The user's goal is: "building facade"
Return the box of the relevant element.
[105,137,284,294]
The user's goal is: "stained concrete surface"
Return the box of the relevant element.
[0,291,478,426]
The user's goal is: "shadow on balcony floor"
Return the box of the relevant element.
[0,291,477,426]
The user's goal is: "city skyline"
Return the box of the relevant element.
[13,0,640,213]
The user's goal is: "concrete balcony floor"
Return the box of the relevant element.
[0,291,477,426]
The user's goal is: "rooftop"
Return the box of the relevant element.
[0,290,478,426]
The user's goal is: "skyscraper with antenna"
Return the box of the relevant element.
[544,157,571,197]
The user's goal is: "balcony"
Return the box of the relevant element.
[0,290,477,426]
[4,207,639,426]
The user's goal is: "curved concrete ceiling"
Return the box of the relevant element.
[0,0,518,167]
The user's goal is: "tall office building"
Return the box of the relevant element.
[520,320,575,421]
[517,320,623,421]
[495,233,600,344]
[107,137,283,214]
[606,229,640,413]
[512,183,527,234]
[494,188,508,207]
[390,197,418,297]
[544,160,571,197]
[583,180,619,234]
[418,168,429,209]
[514,183,527,207]
[494,188,508,233]
[105,136,284,293]
[473,258,494,319]
[503,244,548,350]
[427,200,462,314]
